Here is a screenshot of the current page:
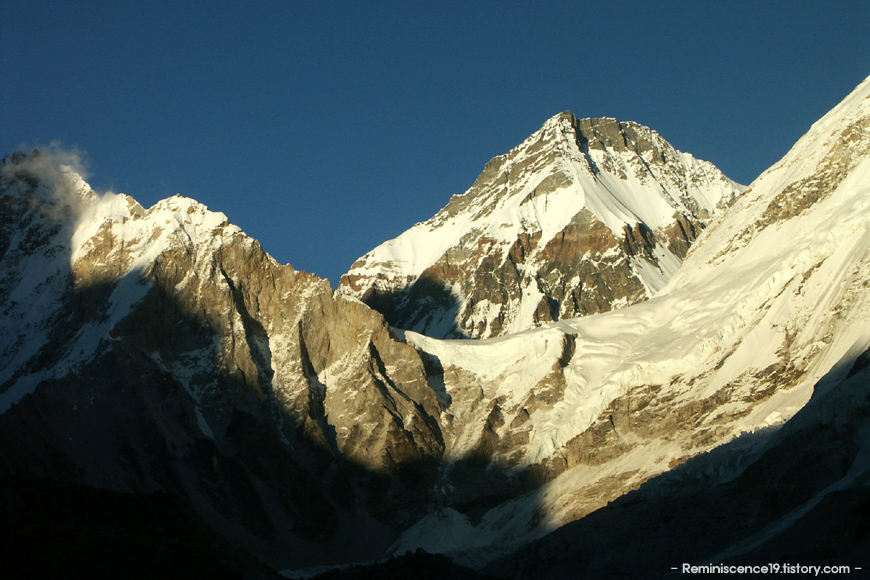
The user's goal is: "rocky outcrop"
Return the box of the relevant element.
[487,364,870,579]
[0,153,445,570]
[380,76,870,569]
[2,76,870,579]
[340,113,744,338]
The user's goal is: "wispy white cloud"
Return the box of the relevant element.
[1,143,98,218]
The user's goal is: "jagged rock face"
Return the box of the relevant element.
[340,113,744,338]
[488,363,870,579]
[383,76,870,566]
[2,76,870,578]
[0,153,445,569]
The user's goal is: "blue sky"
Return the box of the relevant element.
[3,1,868,285]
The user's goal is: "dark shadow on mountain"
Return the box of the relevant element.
[310,350,870,579]
[0,155,542,578]
[484,351,870,579]
[0,284,542,576]
[0,474,251,580]
[11,150,866,580]
[361,273,469,339]
[309,549,504,580]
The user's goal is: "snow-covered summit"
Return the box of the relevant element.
[2,77,870,577]
[0,154,275,415]
[340,111,745,338]
[386,75,870,567]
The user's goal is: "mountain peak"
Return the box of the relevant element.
[541,109,578,127]
[539,112,666,157]
[3,77,870,577]
[340,112,744,338]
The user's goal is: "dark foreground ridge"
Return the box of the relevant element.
[0,475,260,579]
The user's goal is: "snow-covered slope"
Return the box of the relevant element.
[3,74,869,578]
[0,151,447,572]
[341,113,744,338]
[384,76,870,568]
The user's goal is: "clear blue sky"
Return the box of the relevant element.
[3,1,868,285]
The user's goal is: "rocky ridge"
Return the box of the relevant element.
[340,113,745,338]
[382,76,870,571]
[1,75,869,578]
[0,152,446,571]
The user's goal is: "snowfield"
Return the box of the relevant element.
[389,75,870,562]
[3,76,870,578]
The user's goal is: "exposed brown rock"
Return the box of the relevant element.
[341,113,743,338]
